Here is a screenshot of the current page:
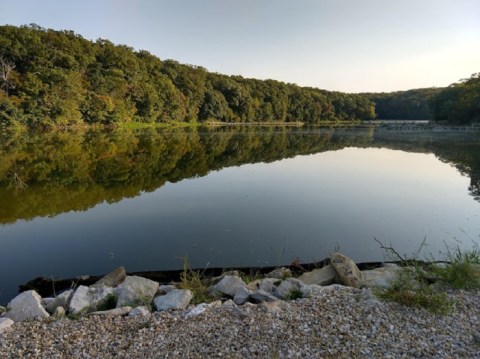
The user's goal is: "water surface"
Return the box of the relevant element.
[1,126,479,303]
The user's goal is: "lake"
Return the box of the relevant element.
[1,125,479,303]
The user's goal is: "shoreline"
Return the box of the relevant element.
[1,279,479,357]
[16,258,432,303]
[1,252,479,357]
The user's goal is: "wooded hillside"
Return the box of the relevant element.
[0,25,376,128]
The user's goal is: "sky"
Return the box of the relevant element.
[0,0,479,93]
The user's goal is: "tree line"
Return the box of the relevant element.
[0,25,477,127]
[429,73,480,124]
[0,25,376,128]
[365,88,441,121]
[366,74,480,124]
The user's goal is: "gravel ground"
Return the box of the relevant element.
[1,286,479,358]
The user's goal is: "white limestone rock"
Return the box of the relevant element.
[250,290,278,303]
[92,266,126,288]
[0,317,14,333]
[185,300,222,319]
[300,284,324,298]
[154,289,193,311]
[330,252,364,288]
[265,267,292,279]
[116,276,159,308]
[128,306,151,317]
[46,289,74,314]
[68,285,116,315]
[88,306,132,316]
[246,278,278,293]
[298,265,337,286]
[212,275,247,297]
[52,306,66,320]
[222,299,237,308]
[274,278,303,299]
[3,290,50,322]
[362,266,402,289]
[41,297,54,307]
[233,287,253,305]
[157,285,176,296]
[212,271,240,284]
[185,303,209,318]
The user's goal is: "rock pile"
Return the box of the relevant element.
[0,253,398,333]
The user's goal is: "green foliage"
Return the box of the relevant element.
[239,270,262,285]
[0,24,376,128]
[97,293,118,311]
[430,73,480,124]
[375,264,452,314]
[366,88,441,121]
[179,256,213,305]
[377,279,451,315]
[432,247,480,289]
[286,289,303,300]
[374,239,480,314]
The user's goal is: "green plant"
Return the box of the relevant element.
[179,256,213,305]
[286,289,303,301]
[374,237,452,314]
[239,270,262,284]
[96,293,118,311]
[377,284,451,315]
[376,267,452,314]
[432,246,480,289]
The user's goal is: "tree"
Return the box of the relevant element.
[0,57,16,96]
[430,73,480,124]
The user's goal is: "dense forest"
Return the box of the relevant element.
[429,73,480,124]
[367,74,480,124]
[0,25,376,128]
[365,88,441,121]
[0,25,477,127]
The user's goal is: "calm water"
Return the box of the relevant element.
[1,126,479,303]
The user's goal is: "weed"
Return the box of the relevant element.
[96,293,118,311]
[377,285,451,314]
[68,308,88,320]
[432,246,480,289]
[285,289,303,301]
[374,237,452,314]
[281,271,292,280]
[290,256,306,272]
[179,256,213,305]
[376,266,451,314]
[239,270,262,284]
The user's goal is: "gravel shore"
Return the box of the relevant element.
[1,286,479,358]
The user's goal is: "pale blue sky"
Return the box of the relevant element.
[1,0,479,92]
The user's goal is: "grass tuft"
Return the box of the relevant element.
[376,266,452,314]
[179,256,213,305]
[432,246,480,289]
[285,289,303,301]
[96,293,118,311]
[239,270,262,285]
[377,286,451,314]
